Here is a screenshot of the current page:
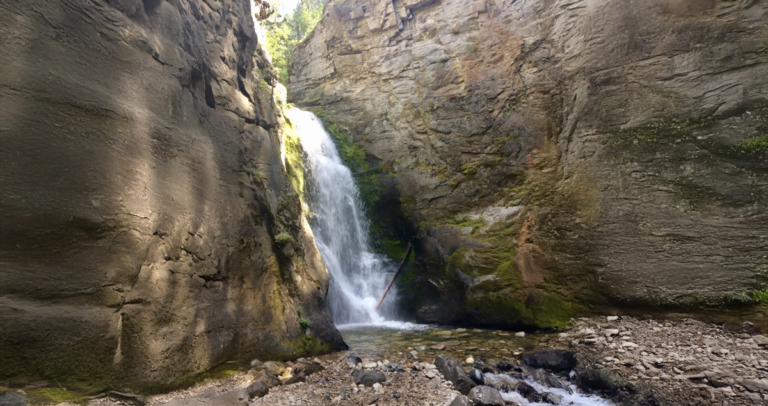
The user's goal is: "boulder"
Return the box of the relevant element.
[0,391,27,406]
[495,361,513,371]
[542,391,564,404]
[469,368,485,385]
[293,362,324,376]
[283,373,307,385]
[435,355,476,395]
[351,369,386,386]
[516,382,543,402]
[249,370,282,388]
[532,368,572,394]
[522,350,577,372]
[468,386,505,406]
[344,354,363,365]
[246,381,269,399]
[577,368,623,391]
[262,361,287,376]
[449,394,473,406]
[752,335,768,346]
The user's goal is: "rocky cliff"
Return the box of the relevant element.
[0,0,344,391]
[290,0,768,329]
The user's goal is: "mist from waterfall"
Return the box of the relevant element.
[290,107,406,328]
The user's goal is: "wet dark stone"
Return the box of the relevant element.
[532,368,572,394]
[469,368,485,385]
[522,350,577,372]
[577,367,623,391]
[283,372,307,385]
[499,384,514,393]
[293,362,324,376]
[246,380,269,398]
[516,381,543,402]
[496,361,513,371]
[481,365,499,374]
[435,355,476,395]
[345,354,363,365]
[542,391,563,404]
[352,369,386,386]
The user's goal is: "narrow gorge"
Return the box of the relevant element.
[1,0,767,405]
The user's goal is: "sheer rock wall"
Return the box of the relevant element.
[290,0,768,328]
[0,0,344,390]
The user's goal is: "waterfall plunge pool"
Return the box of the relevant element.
[290,108,613,406]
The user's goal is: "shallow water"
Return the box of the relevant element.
[339,325,614,406]
[340,324,547,364]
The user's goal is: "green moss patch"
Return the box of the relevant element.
[730,134,768,159]
[26,388,90,405]
[283,111,309,211]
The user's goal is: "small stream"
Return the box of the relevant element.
[340,324,614,406]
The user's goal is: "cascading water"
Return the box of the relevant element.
[290,108,403,327]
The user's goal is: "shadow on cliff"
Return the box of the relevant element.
[0,0,343,392]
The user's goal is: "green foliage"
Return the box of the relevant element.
[274,232,295,245]
[263,0,326,83]
[378,238,413,260]
[244,165,263,184]
[752,288,768,304]
[324,122,370,171]
[450,215,485,233]
[299,318,310,329]
[732,135,768,158]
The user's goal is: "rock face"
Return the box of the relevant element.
[289,0,768,328]
[0,0,345,390]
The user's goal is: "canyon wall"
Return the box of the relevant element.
[0,0,344,390]
[290,0,768,329]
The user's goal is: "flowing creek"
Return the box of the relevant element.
[339,325,614,406]
[292,108,613,405]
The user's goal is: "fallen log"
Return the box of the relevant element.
[375,243,413,310]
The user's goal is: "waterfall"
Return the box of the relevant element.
[290,108,402,327]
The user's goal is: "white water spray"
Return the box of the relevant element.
[290,108,404,327]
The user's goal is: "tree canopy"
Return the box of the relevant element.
[262,0,326,84]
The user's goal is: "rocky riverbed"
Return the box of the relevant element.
[2,316,766,406]
[566,317,768,405]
